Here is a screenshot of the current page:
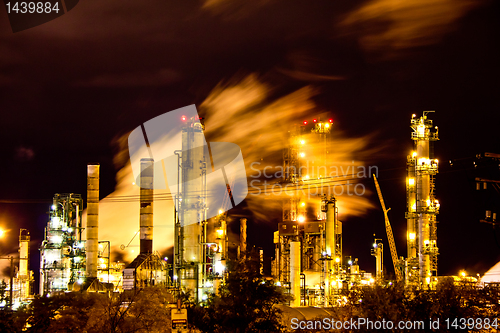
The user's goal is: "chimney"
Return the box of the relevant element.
[86,163,99,279]
[140,158,154,254]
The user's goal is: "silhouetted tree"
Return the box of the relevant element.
[190,251,291,333]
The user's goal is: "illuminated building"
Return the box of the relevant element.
[406,112,440,289]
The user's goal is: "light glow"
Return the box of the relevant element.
[297,215,305,223]
[409,232,416,241]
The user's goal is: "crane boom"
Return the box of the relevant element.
[373,175,403,281]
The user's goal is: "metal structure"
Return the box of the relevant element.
[173,115,227,303]
[86,163,100,281]
[40,193,85,295]
[373,175,403,281]
[140,158,154,254]
[273,118,345,306]
[123,157,168,290]
[371,238,383,282]
[17,229,33,301]
[405,112,440,289]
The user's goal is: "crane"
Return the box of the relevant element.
[373,175,403,282]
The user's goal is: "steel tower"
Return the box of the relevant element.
[405,111,440,289]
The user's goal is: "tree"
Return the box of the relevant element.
[190,251,291,333]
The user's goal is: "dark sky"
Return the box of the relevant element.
[0,0,499,283]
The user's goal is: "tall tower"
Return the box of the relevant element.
[140,158,154,254]
[405,112,440,289]
[86,163,100,281]
[174,116,208,303]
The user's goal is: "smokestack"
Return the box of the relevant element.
[240,218,247,255]
[19,229,30,299]
[140,158,154,254]
[86,163,100,279]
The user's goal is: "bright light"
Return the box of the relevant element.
[304,175,310,179]
[303,121,308,125]
[424,239,429,245]
[131,250,134,253]
[297,215,305,223]
[329,119,333,123]
[369,278,374,284]
[408,178,415,186]
[164,257,168,261]
[300,202,305,207]
[412,114,416,118]
[173,275,178,280]
[300,140,305,145]
[335,257,340,263]
[216,229,224,237]
[325,123,330,128]
[218,209,223,215]
[460,270,466,277]
[74,257,81,262]
[51,205,56,210]
[412,151,417,158]
[426,199,431,206]
[409,233,416,241]
[300,152,305,158]
[67,228,73,233]
[373,243,377,248]
[0,229,4,238]
[181,115,187,121]
[348,260,352,265]
[313,119,317,123]
[214,261,225,275]
[202,295,208,301]
[51,235,63,244]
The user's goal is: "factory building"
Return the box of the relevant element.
[273,119,349,307]
[40,164,115,295]
[39,193,86,295]
[123,158,168,291]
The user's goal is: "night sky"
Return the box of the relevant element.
[0,0,499,287]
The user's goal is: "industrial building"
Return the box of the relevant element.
[272,119,364,307]
[173,115,229,303]
[405,112,440,289]
[123,158,168,290]
[39,165,115,295]
[33,111,441,308]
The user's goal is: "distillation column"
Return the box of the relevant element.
[323,196,341,305]
[177,117,207,302]
[406,112,439,289]
[140,158,154,254]
[86,163,100,280]
[18,229,31,299]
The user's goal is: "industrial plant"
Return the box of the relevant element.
[5,110,497,313]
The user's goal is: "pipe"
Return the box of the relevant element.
[290,242,301,307]
[240,218,247,255]
[140,158,154,254]
[86,163,100,279]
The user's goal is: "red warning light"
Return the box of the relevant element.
[313,119,317,123]
[303,121,308,125]
[181,115,187,121]
[329,119,333,123]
